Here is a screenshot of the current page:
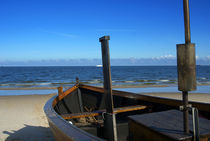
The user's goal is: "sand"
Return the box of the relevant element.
[142,92,210,103]
[0,94,56,141]
[0,90,210,141]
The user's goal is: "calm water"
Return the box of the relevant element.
[0,66,209,88]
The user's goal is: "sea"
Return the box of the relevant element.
[0,66,209,95]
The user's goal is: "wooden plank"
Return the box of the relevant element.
[153,110,210,138]
[61,105,147,120]
[62,85,78,97]
[129,110,210,141]
[129,120,173,141]
[114,105,147,114]
[78,89,84,112]
[62,112,100,120]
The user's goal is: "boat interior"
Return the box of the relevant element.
[51,84,210,141]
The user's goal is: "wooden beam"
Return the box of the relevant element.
[183,0,191,44]
[62,112,100,120]
[100,35,114,113]
[52,85,78,107]
[100,36,117,141]
[114,105,147,114]
[61,105,147,120]
[62,85,78,97]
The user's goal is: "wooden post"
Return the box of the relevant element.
[99,36,117,141]
[183,0,191,44]
[76,77,84,112]
[76,77,79,84]
[177,0,196,134]
[58,86,63,96]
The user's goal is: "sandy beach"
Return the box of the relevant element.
[0,94,56,141]
[0,89,210,141]
[142,92,210,103]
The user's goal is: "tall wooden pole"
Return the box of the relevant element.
[183,0,191,134]
[183,0,191,44]
[99,36,117,141]
[177,0,196,134]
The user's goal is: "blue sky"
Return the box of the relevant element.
[0,0,210,65]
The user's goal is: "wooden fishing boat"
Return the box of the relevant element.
[44,1,210,140]
[44,83,210,141]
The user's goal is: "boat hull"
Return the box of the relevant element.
[44,85,210,141]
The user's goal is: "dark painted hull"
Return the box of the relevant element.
[44,84,210,141]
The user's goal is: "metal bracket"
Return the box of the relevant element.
[179,105,200,141]
[192,107,200,141]
[179,104,192,111]
[76,77,79,84]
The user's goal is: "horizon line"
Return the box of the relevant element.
[1,65,209,67]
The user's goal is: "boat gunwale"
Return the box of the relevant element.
[79,84,210,112]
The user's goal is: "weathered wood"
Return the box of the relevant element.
[177,0,196,134]
[62,112,100,120]
[183,0,191,44]
[45,95,105,141]
[100,35,114,113]
[58,86,63,96]
[45,84,210,141]
[61,105,147,120]
[79,84,210,112]
[128,110,210,141]
[63,85,78,96]
[52,85,78,107]
[100,35,117,141]
[177,43,196,91]
[114,105,147,114]
[78,89,84,112]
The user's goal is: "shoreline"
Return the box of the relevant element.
[0,83,209,90]
[1,84,210,96]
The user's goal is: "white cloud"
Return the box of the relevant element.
[152,54,176,60]
[1,56,210,66]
